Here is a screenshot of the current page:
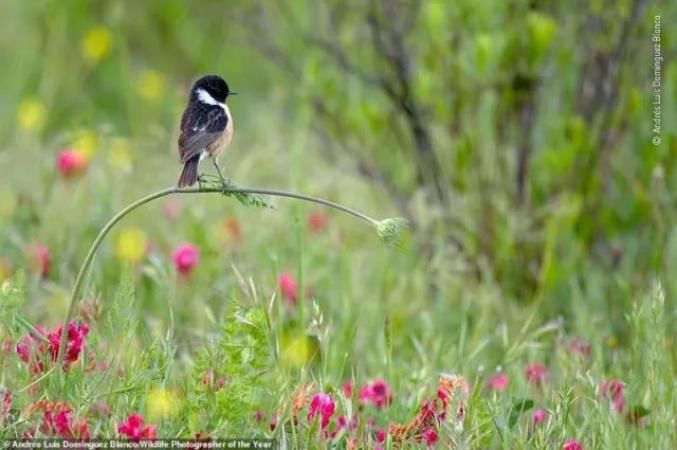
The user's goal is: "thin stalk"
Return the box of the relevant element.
[237,188,378,225]
[56,185,380,369]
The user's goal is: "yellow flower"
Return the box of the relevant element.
[606,335,619,349]
[81,26,112,63]
[0,188,17,218]
[115,228,147,263]
[280,333,320,368]
[107,137,133,172]
[146,387,179,420]
[71,129,99,160]
[136,70,167,102]
[17,98,47,131]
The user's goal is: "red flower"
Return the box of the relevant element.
[487,374,509,392]
[600,380,625,413]
[524,363,548,385]
[277,272,298,304]
[28,242,51,278]
[0,390,11,426]
[307,392,335,430]
[375,428,387,443]
[307,211,329,233]
[41,406,89,439]
[16,326,49,373]
[532,408,548,424]
[16,334,36,363]
[172,243,200,276]
[56,150,88,179]
[16,322,88,373]
[194,431,212,441]
[420,428,438,447]
[562,439,583,450]
[359,379,392,409]
[47,322,90,368]
[570,338,591,357]
[118,413,157,441]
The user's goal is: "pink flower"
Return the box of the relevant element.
[118,413,157,441]
[93,401,111,418]
[307,211,329,233]
[342,381,353,397]
[532,408,548,424]
[172,243,200,276]
[277,272,298,304]
[336,415,358,433]
[562,439,583,450]
[525,363,549,385]
[307,392,335,429]
[163,198,183,220]
[56,150,88,179]
[487,374,509,392]
[420,428,438,447]
[570,338,591,357]
[600,380,625,413]
[359,379,392,409]
[28,242,50,278]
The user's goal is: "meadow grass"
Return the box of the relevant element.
[0,2,675,449]
[1,129,674,448]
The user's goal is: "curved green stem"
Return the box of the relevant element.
[231,187,378,225]
[57,185,379,368]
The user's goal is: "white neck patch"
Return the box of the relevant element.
[196,88,226,111]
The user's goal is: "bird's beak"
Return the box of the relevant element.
[229,91,239,95]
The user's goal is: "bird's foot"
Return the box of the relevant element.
[197,173,207,190]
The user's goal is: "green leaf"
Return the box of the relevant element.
[218,179,274,209]
[627,405,651,420]
[508,398,534,427]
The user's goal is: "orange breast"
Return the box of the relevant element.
[207,118,233,158]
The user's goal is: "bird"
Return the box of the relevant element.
[177,74,236,188]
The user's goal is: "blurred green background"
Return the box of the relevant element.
[0,0,675,444]
[1,0,674,317]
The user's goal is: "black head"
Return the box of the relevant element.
[191,75,236,103]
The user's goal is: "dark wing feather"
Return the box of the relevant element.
[178,104,228,162]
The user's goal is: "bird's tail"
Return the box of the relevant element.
[177,157,200,188]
